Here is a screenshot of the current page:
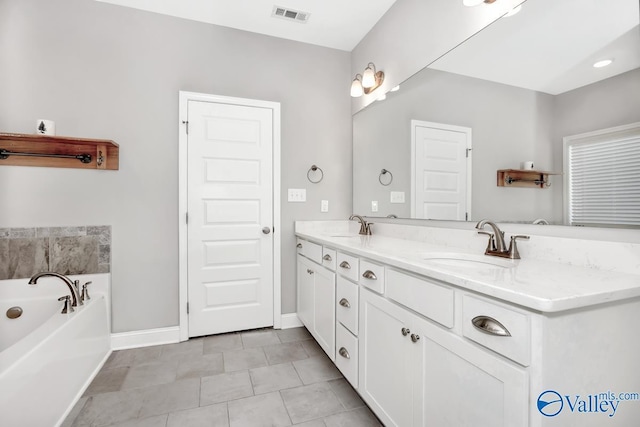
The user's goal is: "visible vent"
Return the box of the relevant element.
[272,5,310,23]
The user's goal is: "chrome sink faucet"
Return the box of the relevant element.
[475,219,529,259]
[28,272,81,307]
[349,214,372,235]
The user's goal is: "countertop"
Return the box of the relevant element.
[295,229,640,313]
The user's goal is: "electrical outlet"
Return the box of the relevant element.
[287,188,306,202]
[390,191,405,204]
[371,201,378,212]
[321,200,329,212]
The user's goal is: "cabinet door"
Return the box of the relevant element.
[296,255,314,329]
[313,265,336,360]
[359,289,413,427]
[411,314,528,427]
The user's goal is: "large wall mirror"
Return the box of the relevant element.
[353,0,640,227]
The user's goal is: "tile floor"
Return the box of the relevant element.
[63,327,382,427]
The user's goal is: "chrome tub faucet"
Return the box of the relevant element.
[28,272,81,307]
[475,219,529,259]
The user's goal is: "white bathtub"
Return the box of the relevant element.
[0,274,111,426]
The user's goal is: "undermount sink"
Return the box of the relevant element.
[327,233,360,238]
[422,253,515,269]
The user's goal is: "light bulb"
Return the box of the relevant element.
[350,75,364,97]
[362,63,377,88]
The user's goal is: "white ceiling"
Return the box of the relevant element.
[430,0,640,94]
[95,0,397,51]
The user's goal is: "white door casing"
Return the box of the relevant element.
[411,120,472,220]
[179,92,281,340]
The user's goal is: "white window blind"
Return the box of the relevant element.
[564,123,640,228]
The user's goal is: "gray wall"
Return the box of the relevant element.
[0,0,352,332]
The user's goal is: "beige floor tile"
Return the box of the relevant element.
[83,367,129,396]
[276,327,312,343]
[263,341,309,365]
[121,361,178,390]
[71,388,146,427]
[241,329,281,348]
[138,378,200,418]
[200,370,254,405]
[249,362,302,394]
[293,356,342,385]
[228,392,291,427]
[223,347,268,372]
[280,383,344,424]
[203,333,243,354]
[177,353,224,379]
[167,403,229,427]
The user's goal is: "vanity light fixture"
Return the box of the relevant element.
[593,59,613,68]
[351,62,385,97]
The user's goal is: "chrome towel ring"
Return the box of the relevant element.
[307,165,324,183]
[379,168,393,186]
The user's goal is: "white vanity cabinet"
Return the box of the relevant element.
[359,287,528,427]
[296,241,336,361]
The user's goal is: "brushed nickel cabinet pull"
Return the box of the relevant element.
[362,270,377,280]
[339,298,351,308]
[339,261,351,269]
[323,254,332,261]
[472,316,511,337]
[297,243,302,248]
[339,347,350,359]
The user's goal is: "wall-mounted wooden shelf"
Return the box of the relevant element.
[497,169,559,188]
[0,133,119,170]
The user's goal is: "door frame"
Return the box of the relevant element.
[178,91,281,342]
[410,120,472,220]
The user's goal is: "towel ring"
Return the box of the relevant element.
[307,165,324,184]
[379,169,393,186]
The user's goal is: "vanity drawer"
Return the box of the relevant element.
[321,247,337,271]
[462,294,531,366]
[359,259,385,294]
[336,323,358,389]
[386,269,454,328]
[336,252,359,282]
[337,276,359,335]
[297,239,322,264]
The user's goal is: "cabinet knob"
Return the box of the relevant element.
[401,327,410,336]
[362,270,377,280]
[338,347,350,359]
[307,269,314,275]
[339,298,351,308]
[339,261,351,269]
[297,243,303,249]
[472,316,511,337]
[323,254,332,262]
[262,227,271,234]
[411,334,420,343]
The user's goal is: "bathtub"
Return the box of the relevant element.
[0,273,111,426]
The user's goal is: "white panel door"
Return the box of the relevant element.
[187,100,274,337]
[412,121,471,220]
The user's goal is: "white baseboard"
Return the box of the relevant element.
[280,313,303,329]
[111,326,181,350]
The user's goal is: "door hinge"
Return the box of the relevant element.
[185,212,189,224]
[187,302,189,314]
[466,148,472,158]
[182,120,189,134]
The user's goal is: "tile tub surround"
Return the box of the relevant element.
[63,327,381,427]
[0,226,111,280]
[295,221,640,312]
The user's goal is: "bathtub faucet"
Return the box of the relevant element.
[28,272,81,307]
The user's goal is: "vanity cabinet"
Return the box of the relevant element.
[360,287,528,426]
[296,250,336,360]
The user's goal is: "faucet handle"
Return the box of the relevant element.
[477,231,496,252]
[58,295,74,314]
[364,222,373,235]
[508,235,530,259]
[73,280,84,305]
[81,281,92,301]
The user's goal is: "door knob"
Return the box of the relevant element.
[262,227,271,234]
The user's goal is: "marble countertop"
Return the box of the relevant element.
[295,228,640,313]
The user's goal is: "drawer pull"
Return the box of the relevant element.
[362,270,377,280]
[323,254,333,262]
[339,298,351,308]
[297,243,302,248]
[338,347,351,359]
[401,327,410,336]
[472,316,511,337]
[339,261,351,269]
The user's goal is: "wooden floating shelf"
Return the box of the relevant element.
[0,133,119,170]
[497,169,559,189]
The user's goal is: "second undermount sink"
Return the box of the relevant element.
[422,253,515,269]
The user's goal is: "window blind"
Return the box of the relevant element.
[568,134,640,227]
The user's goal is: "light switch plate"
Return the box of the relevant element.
[390,191,405,204]
[321,200,329,212]
[371,201,378,212]
[288,188,306,202]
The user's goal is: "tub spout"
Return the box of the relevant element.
[28,272,80,307]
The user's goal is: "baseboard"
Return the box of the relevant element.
[111,326,181,350]
[280,313,303,329]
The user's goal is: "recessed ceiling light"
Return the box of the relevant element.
[593,59,614,68]
[504,5,522,17]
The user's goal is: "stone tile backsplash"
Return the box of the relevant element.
[0,226,111,280]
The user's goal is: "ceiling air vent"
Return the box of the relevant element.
[272,6,310,23]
